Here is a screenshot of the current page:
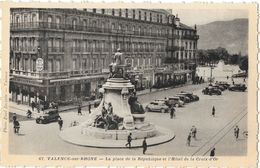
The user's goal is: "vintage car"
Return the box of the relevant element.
[175,94,191,103]
[215,81,230,89]
[168,97,185,107]
[179,92,199,101]
[36,109,60,124]
[202,86,222,95]
[146,101,169,113]
[228,84,247,92]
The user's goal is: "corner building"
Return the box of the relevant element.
[9,8,199,104]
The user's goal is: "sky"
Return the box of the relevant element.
[171,9,248,26]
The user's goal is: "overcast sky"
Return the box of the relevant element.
[171,9,248,26]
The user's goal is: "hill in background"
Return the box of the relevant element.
[197,18,248,55]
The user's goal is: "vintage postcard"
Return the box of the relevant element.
[0,2,258,167]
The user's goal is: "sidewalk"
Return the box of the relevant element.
[9,81,201,117]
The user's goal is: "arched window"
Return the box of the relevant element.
[72,19,76,30]
[32,14,37,23]
[83,20,87,30]
[56,16,61,29]
[47,16,52,28]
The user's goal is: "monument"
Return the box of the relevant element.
[60,49,175,148]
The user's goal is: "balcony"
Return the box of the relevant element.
[182,35,199,40]
[10,68,108,80]
[10,22,168,38]
[48,47,64,53]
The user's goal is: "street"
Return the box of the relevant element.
[9,82,247,156]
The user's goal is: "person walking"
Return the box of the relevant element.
[58,118,63,131]
[212,106,215,117]
[191,126,197,140]
[125,133,132,149]
[142,137,147,154]
[12,113,17,123]
[88,103,91,114]
[14,120,20,134]
[31,101,35,111]
[170,105,175,119]
[78,105,82,115]
[210,148,216,156]
[27,110,32,118]
[234,125,240,140]
[186,132,192,146]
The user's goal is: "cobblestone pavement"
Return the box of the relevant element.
[9,82,247,156]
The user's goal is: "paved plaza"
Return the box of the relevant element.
[9,78,247,156]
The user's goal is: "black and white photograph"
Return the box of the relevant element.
[2,4,257,166]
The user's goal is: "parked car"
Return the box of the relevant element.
[146,101,169,113]
[36,109,60,124]
[228,84,247,92]
[215,81,230,89]
[175,94,191,103]
[179,92,200,101]
[168,97,185,107]
[212,85,225,91]
[202,86,222,95]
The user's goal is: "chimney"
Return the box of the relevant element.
[175,14,180,27]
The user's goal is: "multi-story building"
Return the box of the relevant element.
[9,8,198,104]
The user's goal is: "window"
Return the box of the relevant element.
[73,59,76,70]
[92,21,96,28]
[150,13,152,22]
[133,10,135,19]
[139,11,141,20]
[157,14,159,22]
[93,8,96,13]
[101,9,105,14]
[112,23,115,30]
[72,19,76,30]
[47,16,52,28]
[144,12,147,21]
[16,15,20,23]
[56,17,61,29]
[48,60,53,72]
[56,60,61,72]
[190,42,192,49]
[83,20,87,29]
[32,14,37,23]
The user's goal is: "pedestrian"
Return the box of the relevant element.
[186,132,192,146]
[234,125,240,140]
[212,106,215,117]
[210,148,216,157]
[12,113,17,123]
[170,105,175,119]
[14,120,20,134]
[191,126,197,140]
[89,103,91,114]
[78,105,82,115]
[27,109,32,118]
[227,76,229,80]
[37,103,40,113]
[58,118,63,131]
[31,101,35,111]
[142,137,147,154]
[125,133,132,149]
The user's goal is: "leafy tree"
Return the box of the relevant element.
[239,56,248,72]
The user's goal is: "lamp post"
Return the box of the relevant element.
[209,62,214,84]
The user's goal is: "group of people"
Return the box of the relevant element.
[125,133,147,155]
[186,125,197,146]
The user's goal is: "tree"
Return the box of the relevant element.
[239,56,248,73]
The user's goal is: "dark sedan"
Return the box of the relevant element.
[202,87,222,95]
[228,84,247,92]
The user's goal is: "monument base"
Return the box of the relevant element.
[59,125,175,148]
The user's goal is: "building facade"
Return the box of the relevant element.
[9,8,198,104]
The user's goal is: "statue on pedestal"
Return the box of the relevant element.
[109,48,127,78]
